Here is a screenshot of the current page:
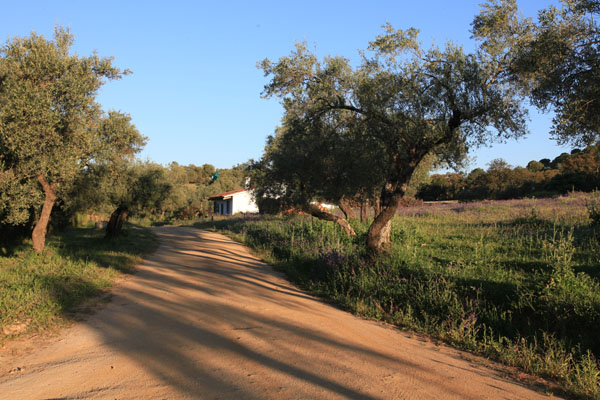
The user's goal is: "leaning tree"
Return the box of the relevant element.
[250,107,388,236]
[259,24,529,254]
[103,162,172,238]
[0,27,131,252]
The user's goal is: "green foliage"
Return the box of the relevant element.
[66,112,147,215]
[587,196,600,227]
[556,145,600,192]
[417,173,465,201]
[250,114,386,213]
[73,160,172,220]
[0,224,157,340]
[197,194,600,399]
[127,163,172,215]
[418,145,600,201]
[0,27,140,252]
[0,26,128,226]
[94,111,147,166]
[100,162,248,222]
[258,23,527,251]
[473,0,600,147]
[527,160,544,172]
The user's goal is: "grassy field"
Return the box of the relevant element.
[0,224,158,342]
[195,192,600,399]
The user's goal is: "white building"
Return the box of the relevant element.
[209,188,259,215]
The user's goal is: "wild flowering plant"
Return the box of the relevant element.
[311,246,354,284]
[587,196,600,227]
[318,246,350,270]
[197,194,600,399]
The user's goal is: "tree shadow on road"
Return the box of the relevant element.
[72,226,546,399]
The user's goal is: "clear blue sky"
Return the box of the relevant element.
[2,1,569,171]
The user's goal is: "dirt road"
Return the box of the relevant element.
[0,227,556,399]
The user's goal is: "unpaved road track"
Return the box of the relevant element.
[0,227,556,399]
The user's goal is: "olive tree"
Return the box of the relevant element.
[259,24,528,254]
[473,0,600,146]
[69,111,148,237]
[104,162,171,238]
[0,27,131,251]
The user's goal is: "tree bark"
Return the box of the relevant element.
[32,175,57,253]
[338,196,355,220]
[105,207,129,239]
[366,146,428,254]
[372,197,381,216]
[360,199,369,223]
[366,193,403,254]
[308,204,356,236]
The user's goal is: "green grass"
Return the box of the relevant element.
[194,193,600,399]
[0,223,158,341]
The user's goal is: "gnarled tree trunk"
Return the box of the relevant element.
[105,207,129,239]
[338,195,356,220]
[366,158,421,254]
[32,175,57,253]
[308,204,356,236]
[366,193,403,254]
[372,197,381,216]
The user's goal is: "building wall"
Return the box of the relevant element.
[232,190,259,214]
[212,190,258,215]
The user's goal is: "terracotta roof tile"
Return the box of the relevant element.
[208,188,247,200]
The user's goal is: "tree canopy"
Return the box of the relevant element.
[258,24,529,253]
[0,27,134,251]
[103,162,172,238]
[472,0,600,146]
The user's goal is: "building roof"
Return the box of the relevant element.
[208,188,248,200]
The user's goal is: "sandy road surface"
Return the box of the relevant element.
[0,227,557,399]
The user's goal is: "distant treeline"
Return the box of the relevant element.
[145,162,247,221]
[417,144,600,201]
[73,161,248,224]
[1,161,247,245]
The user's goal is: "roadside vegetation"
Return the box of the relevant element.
[0,224,158,343]
[240,3,600,394]
[1,0,599,397]
[196,192,600,399]
[0,26,247,251]
[0,27,244,345]
[0,28,243,346]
